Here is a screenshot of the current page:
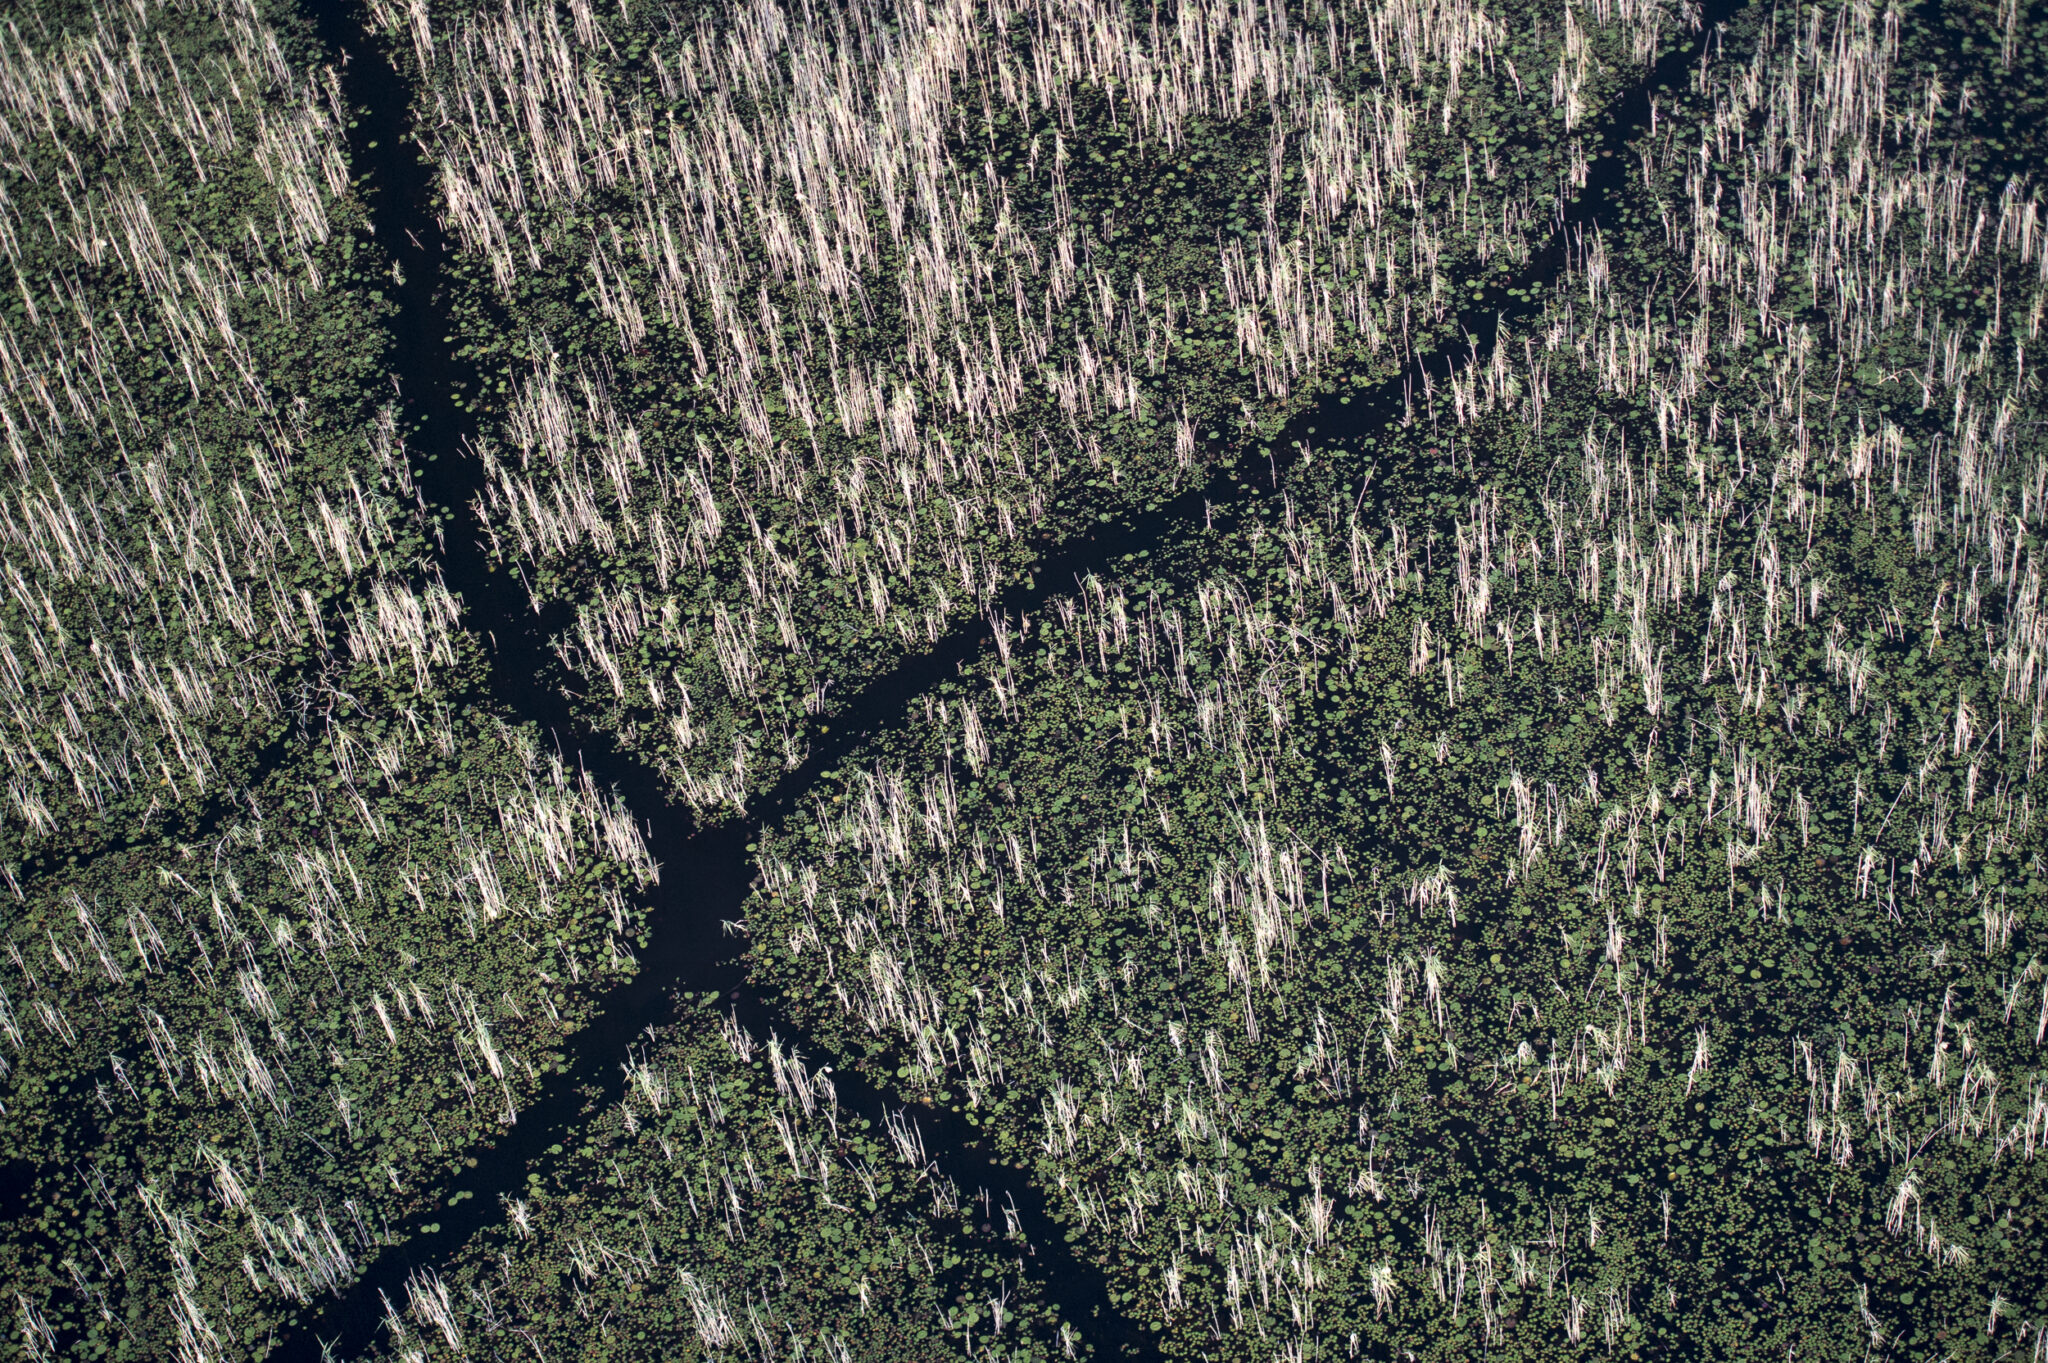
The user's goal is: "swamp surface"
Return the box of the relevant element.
[5,0,2048,1359]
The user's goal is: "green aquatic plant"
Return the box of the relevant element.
[357,0,1681,818]
[733,3,2048,1356]
[0,0,444,876]
[0,0,662,1349]
[345,998,1077,1363]
[13,0,2048,1358]
[0,634,658,1358]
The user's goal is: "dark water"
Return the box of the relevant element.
[278,0,1746,1356]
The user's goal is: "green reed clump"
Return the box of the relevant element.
[0,0,457,876]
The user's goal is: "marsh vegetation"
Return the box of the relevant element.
[8,0,2048,1358]
[363,0,1677,816]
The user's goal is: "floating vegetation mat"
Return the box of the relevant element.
[2,665,656,1358]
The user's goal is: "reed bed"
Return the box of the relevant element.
[0,0,429,868]
[364,0,1685,818]
[14,0,2048,1357]
[724,1,2048,1355]
[0,633,660,1360]
[0,2,663,1356]
[340,999,1076,1363]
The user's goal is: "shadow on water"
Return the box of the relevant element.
[282,0,1748,1355]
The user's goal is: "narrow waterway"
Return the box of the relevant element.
[289,6,1153,1357]
[281,0,1748,1356]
